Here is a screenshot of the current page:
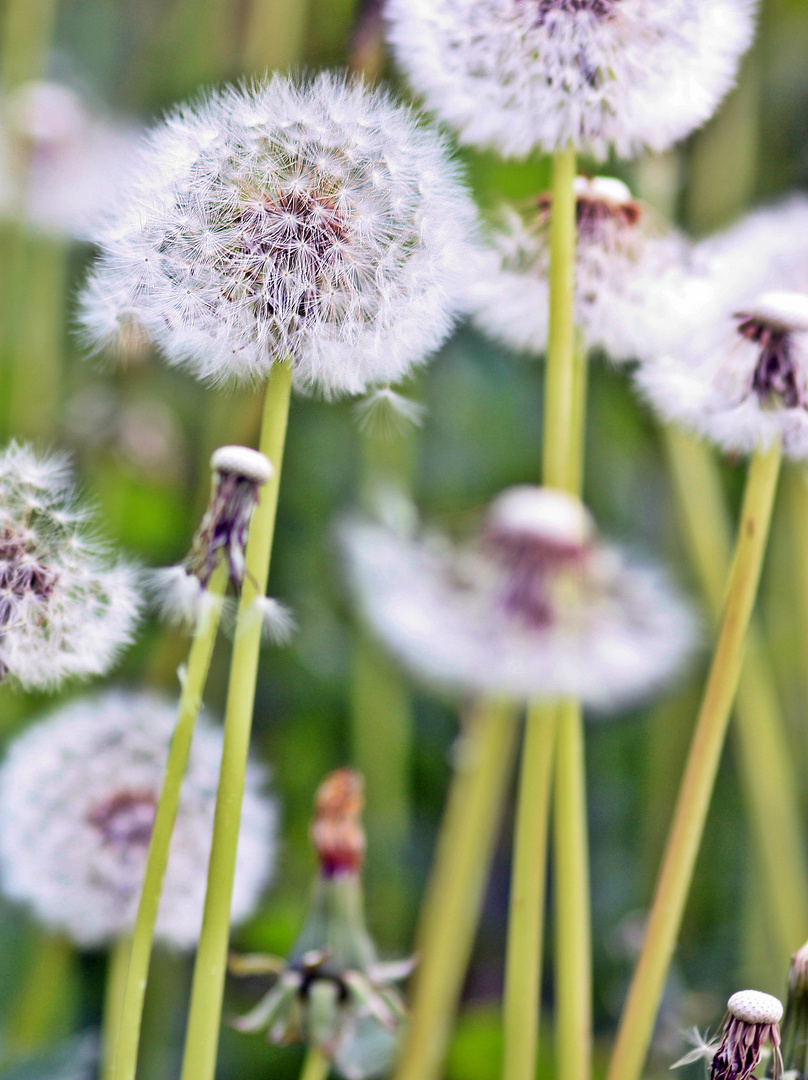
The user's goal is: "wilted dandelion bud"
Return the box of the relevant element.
[636,290,808,459]
[0,690,276,947]
[233,769,412,1080]
[151,445,294,642]
[709,990,783,1080]
[386,0,757,160]
[340,485,695,710]
[778,942,808,1080]
[469,175,708,363]
[78,72,480,397]
[0,441,141,691]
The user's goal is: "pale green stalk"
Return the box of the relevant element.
[663,427,808,961]
[101,936,131,1080]
[502,703,557,1080]
[606,439,782,1080]
[391,701,519,1080]
[111,561,228,1080]
[299,1045,330,1080]
[242,0,311,72]
[180,359,293,1080]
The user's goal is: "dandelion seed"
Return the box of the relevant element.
[0,690,276,947]
[340,485,695,710]
[353,387,426,440]
[78,72,480,397]
[386,0,757,160]
[469,175,711,362]
[232,769,412,1079]
[636,290,808,460]
[0,441,141,691]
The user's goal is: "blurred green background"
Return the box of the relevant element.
[1,0,808,1078]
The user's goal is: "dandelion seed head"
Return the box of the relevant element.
[0,690,276,947]
[728,991,783,1027]
[79,72,480,397]
[340,487,695,709]
[211,445,274,485]
[710,990,783,1080]
[386,0,757,160]
[0,442,141,691]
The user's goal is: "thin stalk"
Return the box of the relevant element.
[542,145,577,493]
[102,936,131,1080]
[606,439,782,1080]
[299,1045,330,1080]
[180,359,293,1080]
[502,703,557,1080]
[111,561,229,1080]
[553,700,592,1080]
[663,428,808,960]
[567,329,588,500]
[391,701,519,1080]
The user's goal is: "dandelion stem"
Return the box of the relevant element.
[606,438,782,1080]
[101,936,131,1080]
[179,358,293,1080]
[502,703,557,1080]
[110,560,229,1080]
[392,701,519,1080]
[662,428,808,962]
[299,1045,330,1080]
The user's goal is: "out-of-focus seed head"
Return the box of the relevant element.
[78,72,480,397]
[386,0,757,160]
[340,485,696,709]
[0,690,276,947]
[311,768,366,877]
[0,441,141,691]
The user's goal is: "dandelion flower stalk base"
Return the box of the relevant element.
[180,359,293,1080]
[606,438,783,1080]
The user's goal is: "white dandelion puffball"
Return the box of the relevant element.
[469,175,712,363]
[340,485,695,710]
[636,290,808,460]
[0,441,141,692]
[727,990,783,1026]
[0,690,276,948]
[79,71,480,397]
[386,0,757,160]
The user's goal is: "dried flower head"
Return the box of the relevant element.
[150,445,294,643]
[0,80,142,239]
[778,942,808,1080]
[78,72,480,396]
[0,441,141,691]
[0,689,276,948]
[469,175,710,363]
[386,0,757,160]
[636,290,808,460]
[340,485,695,710]
[710,990,783,1080]
[233,768,412,1080]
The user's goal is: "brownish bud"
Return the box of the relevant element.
[310,769,366,876]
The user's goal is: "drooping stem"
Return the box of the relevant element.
[391,701,519,1080]
[502,703,557,1080]
[101,936,131,1080]
[606,438,782,1080]
[299,1045,330,1080]
[110,560,229,1080]
[663,427,808,962]
[179,359,293,1080]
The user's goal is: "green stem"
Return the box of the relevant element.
[102,936,131,1080]
[179,359,293,1080]
[391,701,519,1080]
[111,561,229,1080]
[502,703,557,1080]
[553,701,592,1080]
[542,145,577,493]
[299,1045,330,1080]
[606,439,782,1080]
[242,0,311,72]
[663,427,808,961]
[567,330,588,502]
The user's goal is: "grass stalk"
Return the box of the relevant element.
[502,702,557,1080]
[179,360,293,1080]
[101,936,131,1080]
[299,1045,330,1080]
[391,701,519,1080]
[110,561,229,1080]
[606,438,782,1080]
[662,427,808,960]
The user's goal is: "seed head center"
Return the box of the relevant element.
[0,528,57,629]
[86,788,158,850]
[738,315,804,409]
